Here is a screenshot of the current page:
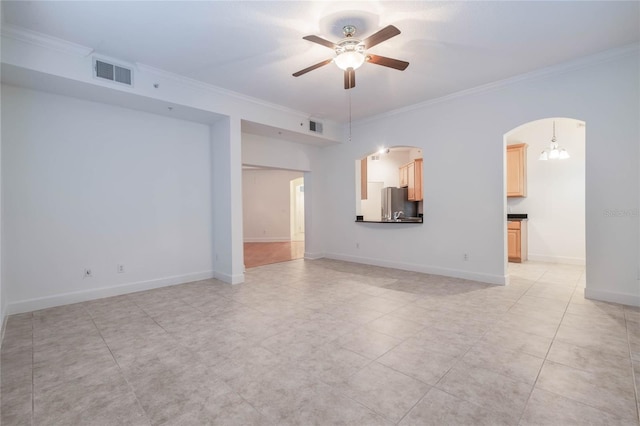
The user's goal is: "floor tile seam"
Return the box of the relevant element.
[326,378,420,425]
[410,386,512,424]
[314,344,382,388]
[314,375,404,425]
[331,345,378,382]
[516,293,570,309]
[222,381,270,423]
[429,319,495,391]
[542,354,635,384]
[393,383,433,425]
[564,308,628,323]
[554,322,630,344]
[515,292,571,425]
[528,385,639,424]
[446,343,540,384]
[443,270,556,424]
[430,379,525,424]
[624,315,640,423]
[127,297,182,339]
[85,312,152,426]
[30,314,34,425]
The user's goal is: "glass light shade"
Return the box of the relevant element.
[335,51,365,70]
[539,121,569,161]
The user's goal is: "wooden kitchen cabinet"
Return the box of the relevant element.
[407,162,415,199]
[507,143,527,197]
[360,157,368,200]
[399,164,409,187]
[508,220,528,263]
[409,159,423,201]
[400,158,423,201]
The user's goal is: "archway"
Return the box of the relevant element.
[503,117,586,278]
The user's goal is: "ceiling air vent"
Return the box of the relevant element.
[309,120,323,134]
[93,58,133,86]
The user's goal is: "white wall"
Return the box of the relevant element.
[211,116,244,284]
[0,77,4,330]
[1,85,215,313]
[242,169,303,242]
[507,118,586,264]
[321,49,639,306]
[367,150,411,188]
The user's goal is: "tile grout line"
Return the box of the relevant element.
[535,295,638,422]
[30,313,34,426]
[83,301,152,425]
[393,285,527,423]
[513,269,572,425]
[515,269,634,424]
[623,307,640,424]
[129,293,274,424]
[416,269,568,423]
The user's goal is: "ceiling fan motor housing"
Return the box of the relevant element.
[293,24,408,89]
[335,38,364,56]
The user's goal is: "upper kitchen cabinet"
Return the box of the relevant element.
[409,159,423,201]
[507,143,527,197]
[399,164,409,187]
[400,158,423,201]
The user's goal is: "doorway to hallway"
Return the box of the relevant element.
[242,167,305,268]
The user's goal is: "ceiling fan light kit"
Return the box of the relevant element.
[293,24,409,89]
[334,51,365,71]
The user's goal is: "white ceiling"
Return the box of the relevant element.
[2,1,639,123]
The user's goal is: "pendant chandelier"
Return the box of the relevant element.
[539,121,569,160]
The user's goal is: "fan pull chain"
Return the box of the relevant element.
[348,90,352,142]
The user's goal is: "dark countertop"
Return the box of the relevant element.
[507,213,528,220]
[356,220,423,224]
[356,215,423,223]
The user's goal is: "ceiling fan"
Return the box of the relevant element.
[293,24,409,90]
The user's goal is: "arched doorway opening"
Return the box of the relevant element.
[503,117,586,280]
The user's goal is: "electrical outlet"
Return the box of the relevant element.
[84,268,93,278]
[463,253,469,261]
[117,264,125,273]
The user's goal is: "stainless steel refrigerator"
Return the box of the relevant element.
[381,187,417,221]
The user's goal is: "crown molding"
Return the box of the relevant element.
[1,24,94,56]
[354,43,640,127]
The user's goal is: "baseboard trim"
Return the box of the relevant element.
[6,271,214,315]
[243,237,291,243]
[0,305,8,350]
[528,254,585,266]
[304,251,325,260]
[324,253,507,286]
[213,271,245,285]
[584,288,640,307]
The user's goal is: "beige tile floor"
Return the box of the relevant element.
[1,259,639,425]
